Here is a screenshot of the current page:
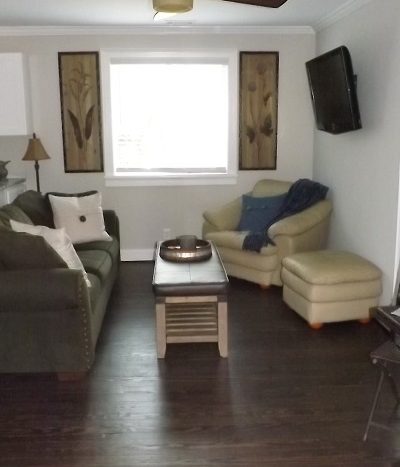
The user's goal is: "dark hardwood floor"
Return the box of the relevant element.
[1,261,400,467]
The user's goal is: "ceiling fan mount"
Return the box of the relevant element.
[153,0,288,14]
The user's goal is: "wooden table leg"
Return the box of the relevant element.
[156,301,166,358]
[218,300,228,358]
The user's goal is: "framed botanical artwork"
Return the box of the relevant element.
[239,52,279,170]
[58,51,103,172]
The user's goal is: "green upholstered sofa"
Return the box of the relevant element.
[0,190,120,379]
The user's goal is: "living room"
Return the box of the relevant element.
[0,0,399,465]
[0,0,398,303]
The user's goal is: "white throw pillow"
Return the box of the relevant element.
[48,193,111,244]
[10,220,91,288]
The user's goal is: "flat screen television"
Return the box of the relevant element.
[306,46,362,134]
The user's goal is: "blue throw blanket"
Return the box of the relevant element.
[243,178,329,252]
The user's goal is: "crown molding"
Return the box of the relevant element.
[315,0,374,31]
[0,24,314,37]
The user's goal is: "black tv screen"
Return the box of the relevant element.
[306,46,361,134]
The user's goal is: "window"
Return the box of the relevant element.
[101,50,238,186]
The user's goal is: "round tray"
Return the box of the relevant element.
[159,239,212,263]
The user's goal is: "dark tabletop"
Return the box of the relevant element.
[152,241,229,297]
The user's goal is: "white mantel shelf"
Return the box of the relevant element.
[0,177,26,206]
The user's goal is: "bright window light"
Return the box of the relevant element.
[101,50,238,186]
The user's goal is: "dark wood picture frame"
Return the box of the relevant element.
[58,51,103,173]
[239,52,279,170]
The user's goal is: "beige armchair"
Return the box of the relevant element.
[202,179,332,287]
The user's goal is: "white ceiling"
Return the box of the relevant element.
[0,0,367,29]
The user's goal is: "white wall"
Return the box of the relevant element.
[314,0,400,302]
[0,28,315,259]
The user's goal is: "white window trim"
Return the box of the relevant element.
[100,49,238,187]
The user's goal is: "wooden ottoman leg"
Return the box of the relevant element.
[156,301,166,358]
[309,322,323,330]
[359,318,371,325]
[57,372,86,382]
[218,300,228,358]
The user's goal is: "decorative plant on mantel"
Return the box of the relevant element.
[58,52,103,173]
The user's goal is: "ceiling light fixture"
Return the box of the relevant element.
[153,0,193,14]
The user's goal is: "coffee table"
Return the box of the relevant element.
[152,241,229,358]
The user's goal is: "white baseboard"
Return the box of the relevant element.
[121,248,155,261]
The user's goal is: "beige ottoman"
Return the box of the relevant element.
[281,250,382,329]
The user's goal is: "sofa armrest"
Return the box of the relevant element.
[268,200,332,239]
[0,269,95,373]
[202,197,242,234]
[103,209,120,242]
[0,269,88,313]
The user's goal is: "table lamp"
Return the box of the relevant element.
[22,133,50,192]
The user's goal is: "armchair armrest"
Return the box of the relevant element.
[268,200,332,239]
[203,197,242,233]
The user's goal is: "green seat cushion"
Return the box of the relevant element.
[74,237,120,262]
[0,230,67,270]
[77,250,112,285]
[0,204,33,230]
[13,190,54,227]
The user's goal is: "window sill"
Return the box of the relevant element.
[105,173,237,187]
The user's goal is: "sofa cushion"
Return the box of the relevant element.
[10,220,90,287]
[207,231,248,251]
[13,190,54,227]
[238,193,286,232]
[77,250,113,285]
[0,230,67,270]
[206,231,277,256]
[217,245,279,272]
[74,237,120,262]
[207,231,278,273]
[48,192,111,244]
[0,204,33,230]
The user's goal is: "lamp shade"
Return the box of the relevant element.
[153,0,193,13]
[22,133,50,162]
